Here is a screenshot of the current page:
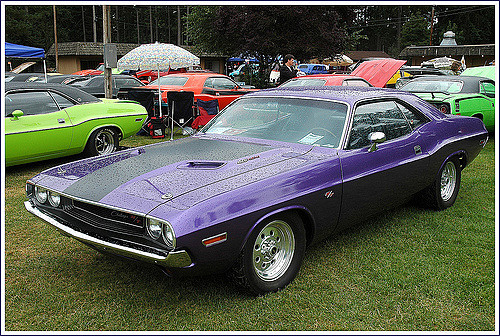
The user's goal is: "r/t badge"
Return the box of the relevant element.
[325,190,334,198]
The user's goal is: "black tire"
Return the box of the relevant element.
[419,157,461,210]
[230,212,306,295]
[84,128,118,157]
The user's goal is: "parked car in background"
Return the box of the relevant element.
[67,74,145,98]
[297,63,329,75]
[7,72,64,83]
[229,63,259,79]
[5,71,17,81]
[349,58,407,87]
[400,75,495,132]
[25,86,488,295]
[460,65,495,81]
[5,82,148,166]
[392,66,447,89]
[33,74,83,84]
[280,74,373,88]
[72,63,104,76]
[136,72,258,109]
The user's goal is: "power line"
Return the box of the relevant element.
[348,5,494,30]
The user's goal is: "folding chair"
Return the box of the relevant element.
[166,91,196,140]
[191,99,219,130]
[119,88,161,136]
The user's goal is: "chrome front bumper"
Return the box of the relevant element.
[24,201,192,268]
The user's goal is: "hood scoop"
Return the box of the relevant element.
[177,161,226,170]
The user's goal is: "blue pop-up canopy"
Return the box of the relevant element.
[5,42,47,81]
[5,42,45,59]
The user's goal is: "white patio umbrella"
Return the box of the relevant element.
[117,42,200,120]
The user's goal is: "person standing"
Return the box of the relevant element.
[279,54,298,85]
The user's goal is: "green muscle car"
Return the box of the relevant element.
[400,75,495,132]
[5,82,148,167]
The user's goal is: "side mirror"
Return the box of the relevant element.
[11,110,24,120]
[368,131,386,152]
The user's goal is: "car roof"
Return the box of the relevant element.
[245,86,417,105]
[407,75,494,93]
[5,82,101,104]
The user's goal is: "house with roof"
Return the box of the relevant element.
[398,31,494,67]
[46,42,229,74]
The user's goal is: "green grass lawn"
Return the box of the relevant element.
[3,134,496,331]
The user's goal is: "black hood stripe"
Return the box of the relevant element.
[62,137,272,202]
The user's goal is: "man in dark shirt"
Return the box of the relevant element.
[279,54,298,85]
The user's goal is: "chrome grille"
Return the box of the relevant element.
[63,199,145,234]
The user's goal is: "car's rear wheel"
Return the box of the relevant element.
[420,157,461,210]
[84,128,118,157]
[231,212,306,295]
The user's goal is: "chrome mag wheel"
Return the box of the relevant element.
[94,129,116,155]
[252,220,295,281]
[440,161,457,202]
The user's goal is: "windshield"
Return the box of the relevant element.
[281,78,327,87]
[203,97,348,148]
[401,80,463,93]
[149,76,189,86]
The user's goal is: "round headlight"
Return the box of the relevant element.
[146,218,162,240]
[34,186,48,204]
[48,191,61,207]
[162,222,176,250]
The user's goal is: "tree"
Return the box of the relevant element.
[186,6,354,87]
[401,13,430,47]
[187,6,353,60]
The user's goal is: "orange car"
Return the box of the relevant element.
[142,72,257,109]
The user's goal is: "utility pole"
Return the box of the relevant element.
[93,5,97,42]
[429,6,435,45]
[103,5,112,99]
[177,5,181,45]
[168,6,171,43]
[396,6,402,54]
[116,6,119,42]
[136,6,140,43]
[149,6,153,43]
[53,5,58,72]
[82,6,86,42]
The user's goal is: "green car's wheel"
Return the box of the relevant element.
[231,212,306,295]
[84,128,118,157]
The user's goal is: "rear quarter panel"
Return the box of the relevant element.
[65,101,147,150]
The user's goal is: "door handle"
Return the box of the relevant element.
[58,118,65,124]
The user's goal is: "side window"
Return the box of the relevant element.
[211,77,237,90]
[343,79,371,87]
[347,101,412,150]
[5,91,59,117]
[50,92,75,110]
[395,102,428,130]
[204,78,214,88]
[90,77,104,87]
[480,81,495,98]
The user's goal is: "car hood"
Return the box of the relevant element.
[31,136,317,214]
[351,58,406,87]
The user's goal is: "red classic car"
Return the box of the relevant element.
[280,74,373,88]
[281,58,406,89]
[142,72,257,109]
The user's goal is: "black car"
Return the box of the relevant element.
[67,74,145,98]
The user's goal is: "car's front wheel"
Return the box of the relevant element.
[84,128,118,157]
[420,157,462,210]
[231,212,306,295]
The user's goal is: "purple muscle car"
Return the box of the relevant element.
[25,86,488,295]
